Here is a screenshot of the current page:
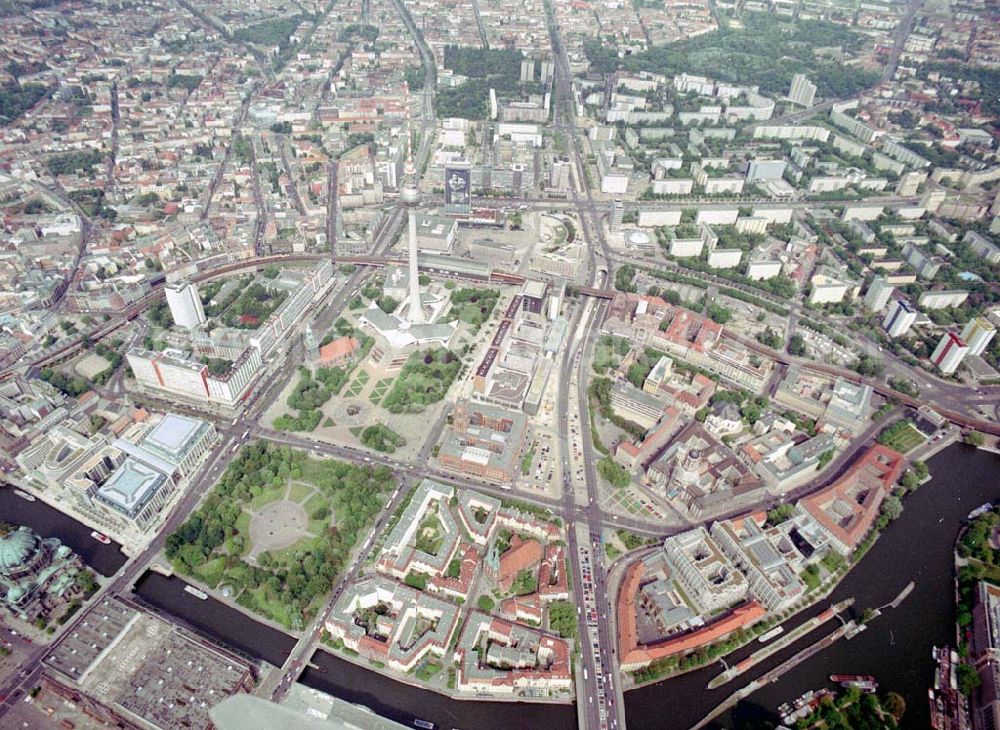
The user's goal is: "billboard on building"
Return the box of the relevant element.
[444,165,471,212]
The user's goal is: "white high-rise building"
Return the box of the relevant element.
[550,157,571,190]
[788,74,817,107]
[883,299,917,338]
[610,200,624,231]
[164,280,206,329]
[961,317,997,357]
[931,331,969,375]
[864,276,894,313]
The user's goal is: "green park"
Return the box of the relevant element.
[165,441,393,630]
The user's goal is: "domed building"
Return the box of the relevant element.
[0,524,83,623]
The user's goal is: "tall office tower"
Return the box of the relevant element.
[788,74,817,107]
[164,280,206,329]
[400,148,424,324]
[931,331,969,375]
[550,157,571,191]
[610,200,625,231]
[864,276,894,313]
[883,299,917,338]
[961,317,997,357]
[539,59,555,83]
[520,58,536,83]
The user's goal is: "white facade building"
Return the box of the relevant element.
[788,74,817,107]
[863,276,894,312]
[961,317,997,357]
[164,280,206,329]
[883,299,917,338]
[931,331,969,375]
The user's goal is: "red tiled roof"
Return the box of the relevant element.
[499,536,543,589]
[799,444,904,552]
[319,335,360,363]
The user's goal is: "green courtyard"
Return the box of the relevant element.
[381,348,462,414]
[877,419,926,454]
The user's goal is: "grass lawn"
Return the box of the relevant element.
[449,288,500,327]
[269,535,320,563]
[250,485,286,510]
[309,516,330,534]
[349,425,364,437]
[369,378,392,404]
[194,556,227,588]
[415,661,442,681]
[302,491,326,516]
[521,447,535,476]
[415,514,444,556]
[288,482,313,503]
[241,586,303,629]
[880,422,926,453]
[221,562,250,588]
[235,511,252,544]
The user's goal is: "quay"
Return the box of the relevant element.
[706,598,854,690]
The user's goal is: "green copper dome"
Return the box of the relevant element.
[0,528,39,575]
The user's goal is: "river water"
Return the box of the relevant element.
[133,572,296,667]
[0,488,127,576]
[624,443,1000,730]
[302,650,579,730]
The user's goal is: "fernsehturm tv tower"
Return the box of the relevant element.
[399,139,424,324]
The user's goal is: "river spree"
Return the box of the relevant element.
[0,487,127,576]
[302,649,579,730]
[133,572,296,667]
[625,443,1000,730]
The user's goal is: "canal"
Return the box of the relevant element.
[0,487,127,576]
[624,443,1000,730]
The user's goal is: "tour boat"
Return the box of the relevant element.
[413,720,435,730]
[968,502,992,520]
[90,530,111,544]
[830,674,878,693]
[757,625,785,643]
[183,585,208,600]
[13,489,36,502]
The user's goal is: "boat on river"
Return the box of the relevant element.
[758,626,785,643]
[183,585,208,600]
[830,674,878,693]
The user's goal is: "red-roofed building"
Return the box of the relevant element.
[499,595,543,624]
[799,444,904,555]
[427,543,480,601]
[617,556,767,671]
[491,535,544,592]
[537,544,570,602]
[615,405,682,471]
[319,335,360,366]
